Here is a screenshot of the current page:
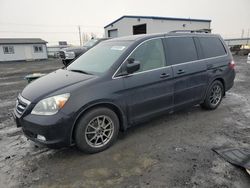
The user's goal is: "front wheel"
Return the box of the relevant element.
[74,107,119,153]
[201,81,224,110]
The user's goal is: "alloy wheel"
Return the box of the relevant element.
[85,115,114,148]
[209,84,222,106]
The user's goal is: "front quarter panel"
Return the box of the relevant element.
[60,77,127,128]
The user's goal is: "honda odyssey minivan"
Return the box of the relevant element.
[14,32,235,153]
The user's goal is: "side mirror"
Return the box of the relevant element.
[126,59,140,74]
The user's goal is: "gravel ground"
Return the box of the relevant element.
[0,56,249,188]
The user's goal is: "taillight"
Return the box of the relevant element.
[229,60,235,70]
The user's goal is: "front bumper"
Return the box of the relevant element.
[13,110,74,148]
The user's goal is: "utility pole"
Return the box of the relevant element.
[241,29,244,38]
[247,29,250,45]
[78,26,82,46]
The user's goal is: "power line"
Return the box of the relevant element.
[0,30,78,34]
[48,40,80,43]
[0,30,104,35]
[0,22,103,28]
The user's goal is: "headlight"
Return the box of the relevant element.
[31,93,70,115]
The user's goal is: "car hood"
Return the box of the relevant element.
[61,46,87,52]
[21,69,95,102]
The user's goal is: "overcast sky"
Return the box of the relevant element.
[0,0,249,45]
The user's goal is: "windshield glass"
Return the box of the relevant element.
[83,39,98,48]
[67,41,131,74]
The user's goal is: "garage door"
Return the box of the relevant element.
[108,29,118,38]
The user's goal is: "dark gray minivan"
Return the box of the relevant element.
[14,32,235,153]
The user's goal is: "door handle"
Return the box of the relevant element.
[160,73,170,78]
[177,69,185,74]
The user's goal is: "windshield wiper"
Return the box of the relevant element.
[69,69,92,75]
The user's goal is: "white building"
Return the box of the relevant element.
[104,15,211,38]
[0,38,48,62]
[224,38,250,47]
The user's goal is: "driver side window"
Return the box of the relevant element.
[129,38,166,73]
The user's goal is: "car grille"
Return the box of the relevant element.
[15,95,31,117]
[59,51,65,59]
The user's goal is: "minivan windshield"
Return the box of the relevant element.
[67,41,131,75]
[83,39,98,48]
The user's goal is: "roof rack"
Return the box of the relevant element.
[169,29,211,34]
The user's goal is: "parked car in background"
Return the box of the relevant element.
[247,53,250,63]
[229,45,241,55]
[14,31,235,153]
[59,38,109,66]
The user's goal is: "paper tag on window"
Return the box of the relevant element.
[111,46,126,51]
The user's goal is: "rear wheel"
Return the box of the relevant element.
[201,80,224,110]
[74,107,119,153]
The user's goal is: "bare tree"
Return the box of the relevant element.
[82,33,90,43]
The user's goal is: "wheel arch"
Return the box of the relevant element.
[70,101,127,144]
[203,77,226,102]
[213,77,226,96]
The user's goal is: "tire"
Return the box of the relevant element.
[74,107,120,153]
[201,80,224,110]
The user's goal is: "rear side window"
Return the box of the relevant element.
[199,37,226,58]
[164,37,198,65]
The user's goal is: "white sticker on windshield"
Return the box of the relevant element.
[111,46,126,51]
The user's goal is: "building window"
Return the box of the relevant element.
[133,24,147,35]
[34,45,43,53]
[3,46,14,54]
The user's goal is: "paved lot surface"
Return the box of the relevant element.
[0,57,250,188]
